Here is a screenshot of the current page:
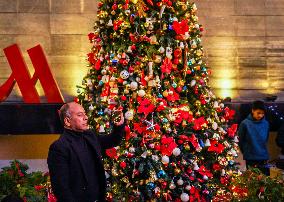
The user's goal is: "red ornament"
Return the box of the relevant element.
[161,181,167,189]
[94,60,101,70]
[146,0,154,6]
[133,169,140,176]
[176,86,182,92]
[123,59,128,66]
[127,153,134,158]
[173,58,179,65]
[120,161,127,168]
[98,2,103,7]
[154,144,160,151]
[117,78,124,83]
[123,4,129,9]
[121,95,127,101]
[74,97,79,103]
[112,4,118,10]
[88,32,95,41]
[131,45,137,51]
[128,66,134,73]
[186,69,192,74]
[174,48,182,58]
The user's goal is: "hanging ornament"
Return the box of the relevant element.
[172,148,181,156]
[205,139,211,147]
[190,80,196,87]
[125,110,134,120]
[191,40,197,49]
[99,125,105,133]
[107,19,113,26]
[154,55,162,63]
[193,162,199,170]
[89,104,94,111]
[185,185,191,190]
[212,122,218,130]
[174,48,182,58]
[150,35,158,44]
[180,193,189,202]
[177,178,184,185]
[169,182,176,189]
[157,170,166,179]
[162,155,169,164]
[203,175,208,180]
[120,70,130,79]
[159,46,165,53]
[148,61,153,76]
[138,89,146,97]
[166,47,173,59]
[120,161,127,168]
[130,81,138,90]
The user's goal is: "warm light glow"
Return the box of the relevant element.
[68,66,89,96]
[80,0,84,13]
[220,89,233,98]
[219,79,234,89]
[265,87,279,95]
[213,78,236,99]
[215,69,236,79]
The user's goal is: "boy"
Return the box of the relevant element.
[238,100,270,175]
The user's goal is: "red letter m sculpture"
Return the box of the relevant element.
[0,44,64,103]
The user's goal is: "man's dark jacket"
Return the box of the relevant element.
[47,124,124,202]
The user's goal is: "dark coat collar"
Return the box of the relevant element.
[62,129,103,183]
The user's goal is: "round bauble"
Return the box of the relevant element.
[138,89,146,97]
[130,81,138,90]
[125,110,134,120]
[180,193,189,202]
[120,70,130,79]
[172,148,181,156]
[161,155,169,164]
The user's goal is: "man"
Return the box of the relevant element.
[47,102,125,202]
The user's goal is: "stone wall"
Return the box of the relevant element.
[196,0,284,101]
[1,0,284,102]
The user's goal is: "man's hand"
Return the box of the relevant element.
[112,110,124,126]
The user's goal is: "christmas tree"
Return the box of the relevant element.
[77,0,239,201]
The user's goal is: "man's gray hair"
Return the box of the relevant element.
[59,103,71,126]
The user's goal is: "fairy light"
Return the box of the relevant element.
[267,105,284,120]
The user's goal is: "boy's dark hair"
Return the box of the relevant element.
[58,103,71,126]
[252,100,266,111]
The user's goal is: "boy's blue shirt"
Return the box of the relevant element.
[238,114,269,160]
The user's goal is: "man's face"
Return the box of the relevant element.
[65,103,89,132]
[252,109,265,121]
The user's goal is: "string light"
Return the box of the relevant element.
[267,105,284,120]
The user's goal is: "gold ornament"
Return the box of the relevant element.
[195,100,201,106]
[184,144,190,150]
[174,168,181,175]
[163,91,168,97]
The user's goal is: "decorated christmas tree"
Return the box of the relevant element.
[77,0,239,201]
